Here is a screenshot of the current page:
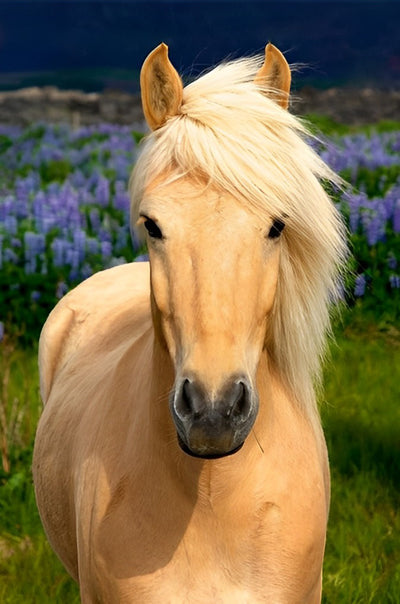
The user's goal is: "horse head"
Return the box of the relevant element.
[134,43,291,458]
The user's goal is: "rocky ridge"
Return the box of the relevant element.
[0,86,399,128]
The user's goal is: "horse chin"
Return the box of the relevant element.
[177,433,244,460]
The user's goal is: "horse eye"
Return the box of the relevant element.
[144,218,163,240]
[268,219,285,239]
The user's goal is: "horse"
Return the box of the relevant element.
[33,43,347,603]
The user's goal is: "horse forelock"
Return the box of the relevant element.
[129,55,348,417]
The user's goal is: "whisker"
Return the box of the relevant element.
[153,388,173,406]
[252,429,265,454]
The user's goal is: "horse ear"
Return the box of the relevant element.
[140,43,183,130]
[254,43,291,110]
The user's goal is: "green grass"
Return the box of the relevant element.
[321,321,400,603]
[0,341,81,602]
[305,114,400,136]
[0,314,399,601]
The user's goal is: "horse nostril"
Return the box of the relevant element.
[174,376,253,425]
[181,379,192,416]
[175,379,203,419]
[229,381,251,420]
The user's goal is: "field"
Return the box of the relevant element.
[0,116,399,601]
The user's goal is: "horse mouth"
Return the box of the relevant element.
[177,433,244,459]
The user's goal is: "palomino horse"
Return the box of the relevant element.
[33,43,347,602]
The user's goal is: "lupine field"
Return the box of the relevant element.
[0,117,399,602]
[0,120,399,343]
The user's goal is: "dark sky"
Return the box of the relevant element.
[0,1,399,91]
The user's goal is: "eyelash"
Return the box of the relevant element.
[268,219,285,239]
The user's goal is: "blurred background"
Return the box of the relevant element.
[0,0,399,92]
[0,3,399,603]
[0,0,399,127]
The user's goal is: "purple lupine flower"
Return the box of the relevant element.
[389,275,400,289]
[100,240,112,259]
[393,199,400,234]
[24,231,45,255]
[4,248,18,263]
[134,254,149,262]
[11,238,22,248]
[0,322,4,342]
[89,208,101,232]
[87,170,102,190]
[354,274,366,297]
[108,256,127,268]
[80,264,93,280]
[51,238,68,267]
[32,191,46,232]
[115,156,132,180]
[113,181,130,213]
[98,228,111,244]
[391,132,400,153]
[0,124,21,138]
[0,195,12,221]
[66,248,80,270]
[31,290,41,302]
[24,231,45,273]
[56,281,68,299]
[86,237,99,256]
[69,168,86,188]
[363,212,385,246]
[115,226,129,253]
[321,131,399,182]
[15,175,39,217]
[4,215,18,236]
[387,253,398,270]
[73,229,86,264]
[340,190,368,233]
[95,176,110,207]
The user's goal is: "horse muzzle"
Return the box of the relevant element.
[170,375,258,459]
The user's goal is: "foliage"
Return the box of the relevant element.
[0,342,80,602]
[315,129,400,318]
[306,114,400,138]
[1,121,399,345]
[0,123,146,343]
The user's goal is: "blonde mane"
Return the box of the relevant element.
[130,55,348,416]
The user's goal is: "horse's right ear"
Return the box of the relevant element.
[254,43,291,110]
[140,43,183,130]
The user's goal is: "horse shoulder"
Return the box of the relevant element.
[39,262,151,403]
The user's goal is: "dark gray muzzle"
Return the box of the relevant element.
[170,374,258,459]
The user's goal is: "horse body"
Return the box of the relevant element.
[34,43,346,602]
[34,264,328,604]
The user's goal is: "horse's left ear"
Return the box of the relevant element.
[140,43,183,130]
[254,43,291,110]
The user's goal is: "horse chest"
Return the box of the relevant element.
[88,477,323,604]
[92,517,279,604]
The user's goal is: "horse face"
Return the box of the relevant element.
[140,177,283,458]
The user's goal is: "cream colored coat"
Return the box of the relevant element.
[33,42,346,603]
[34,261,329,603]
